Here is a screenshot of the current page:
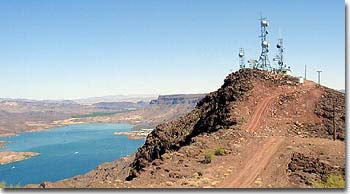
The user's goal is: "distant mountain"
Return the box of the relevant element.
[92,101,149,110]
[339,89,345,93]
[150,94,207,106]
[73,95,158,105]
[0,98,77,105]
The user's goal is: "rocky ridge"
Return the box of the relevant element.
[127,69,299,180]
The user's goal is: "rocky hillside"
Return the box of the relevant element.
[127,69,300,180]
[314,88,345,140]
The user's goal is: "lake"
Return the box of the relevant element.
[0,123,145,186]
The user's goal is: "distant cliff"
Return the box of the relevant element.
[149,94,206,106]
[92,101,148,110]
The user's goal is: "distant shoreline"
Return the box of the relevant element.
[0,140,6,148]
[0,122,146,167]
[0,118,154,138]
[114,128,153,140]
[0,151,39,165]
[0,133,17,137]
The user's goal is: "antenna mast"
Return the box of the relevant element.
[273,38,291,74]
[257,15,271,70]
[239,48,245,69]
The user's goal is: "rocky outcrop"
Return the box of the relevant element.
[288,152,345,186]
[315,88,345,140]
[126,69,299,180]
[150,94,206,106]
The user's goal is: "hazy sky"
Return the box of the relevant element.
[0,0,345,100]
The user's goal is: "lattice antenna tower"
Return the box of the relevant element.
[274,38,286,70]
[257,15,271,70]
[273,38,292,74]
[238,48,245,69]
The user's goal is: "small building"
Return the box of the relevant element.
[298,76,304,84]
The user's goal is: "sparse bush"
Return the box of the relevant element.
[0,181,21,189]
[318,148,326,156]
[8,184,21,189]
[197,171,203,176]
[214,147,226,156]
[0,181,6,189]
[313,175,345,188]
[203,151,213,164]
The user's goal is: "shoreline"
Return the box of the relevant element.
[0,151,39,165]
[114,128,153,140]
[0,133,17,137]
[0,119,154,138]
[0,122,151,167]
[0,140,6,148]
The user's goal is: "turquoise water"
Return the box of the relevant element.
[0,123,144,186]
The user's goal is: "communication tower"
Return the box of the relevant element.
[257,16,272,70]
[273,38,291,74]
[239,48,245,69]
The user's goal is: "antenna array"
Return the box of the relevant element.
[237,15,292,75]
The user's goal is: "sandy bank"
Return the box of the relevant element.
[0,132,16,137]
[0,151,39,165]
[0,141,5,148]
[114,129,153,140]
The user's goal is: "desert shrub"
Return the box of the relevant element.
[318,148,327,156]
[203,151,213,164]
[214,147,226,156]
[0,181,5,188]
[0,181,21,188]
[8,184,21,188]
[313,175,345,188]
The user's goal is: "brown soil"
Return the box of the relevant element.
[220,137,284,188]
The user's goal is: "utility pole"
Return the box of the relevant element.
[316,70,322,86]
[333,98,336,141]
[304,65,307,80]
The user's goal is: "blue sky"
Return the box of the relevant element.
[0,0,345,100]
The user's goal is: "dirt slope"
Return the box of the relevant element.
[126,69,299,180]
[220,137,284,188]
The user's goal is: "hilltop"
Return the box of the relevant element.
[28,69,345,188]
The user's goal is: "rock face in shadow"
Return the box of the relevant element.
[314,88,346,140]
[126,69,299,180]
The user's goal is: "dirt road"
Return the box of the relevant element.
[221,82,318,188]
[244,94,280,132]
[220,137,284,188]
[220,91,285,188]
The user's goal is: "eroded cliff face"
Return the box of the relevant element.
[127,69,299,180]
[314,88,346,140]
